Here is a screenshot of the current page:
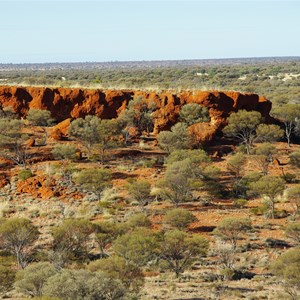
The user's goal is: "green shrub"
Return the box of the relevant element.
[0,265,16,293]
[18,169,33,181]
[164,208,197,230]
[234,199,248,208]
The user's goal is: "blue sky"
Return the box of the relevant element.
[1,1,299,63]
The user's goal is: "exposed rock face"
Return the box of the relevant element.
[0,86,272,141]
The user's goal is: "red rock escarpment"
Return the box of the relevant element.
[0,86,272,139]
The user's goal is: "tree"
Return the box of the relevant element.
[223,110,263,154]
[51,218,94,260]
[272,104,300,147]
[88,256,144,292]
[26,108,55,144]
[254,143,277,175]
[126,179,151,208]
[285,223,300,245]
[94,221,121,258]
[52,143,77,161]
[255,124,284,143]
[179,103,210,125]
[249,176,285,218]
[159,230,208,277]
[125,213,152,229]
[271,248,300,300]
[0,218,39,268]
[227,153,247,196]
[95,119,120,161]
[43,269,126,300]
[0,265,16,295]
[74,168,112,199]
[213,218,252,251]
[166,149,210,166]
[158,159,194,207]
[14,262,57,297]
[164,208,197,230]
[69,115,119,159]
[157,122,193,153]
[0,118,29,167]
[288,185,300,217]
[289,151,300,169]
[119,96,155,136]
[112,228,158,267]
[69,115,100,159]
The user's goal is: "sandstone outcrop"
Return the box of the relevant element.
[0,86,273,142]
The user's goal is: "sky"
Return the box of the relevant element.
[0,0,299,63]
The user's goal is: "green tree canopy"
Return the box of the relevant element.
[213,218,252,250]
[272,104,300,147]
[74,168,112,199]
[14,262,57,297]
[271,248,300,299]
[223,110,263,154]
[112,228,158,267]
[250,176,285,218]
[51,218,94,260]
[159,230,209,277]
[0,218,39,268]
[179,103,210,125]
[157,122,193,153]
[164,208,197,230]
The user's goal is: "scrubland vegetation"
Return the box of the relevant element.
[0,60,300,299]
[1,58,300,106]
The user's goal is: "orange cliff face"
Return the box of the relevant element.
[0,86,272,141]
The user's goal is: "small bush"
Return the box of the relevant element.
[18,169,33,181]
[52,144,77,161]
[164,208,197,230]
[250,204,269,216]
[234,199,248,208]
[0,265,16,293]
[281,172,297,183]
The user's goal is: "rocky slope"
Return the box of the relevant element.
[0,86,273,140]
